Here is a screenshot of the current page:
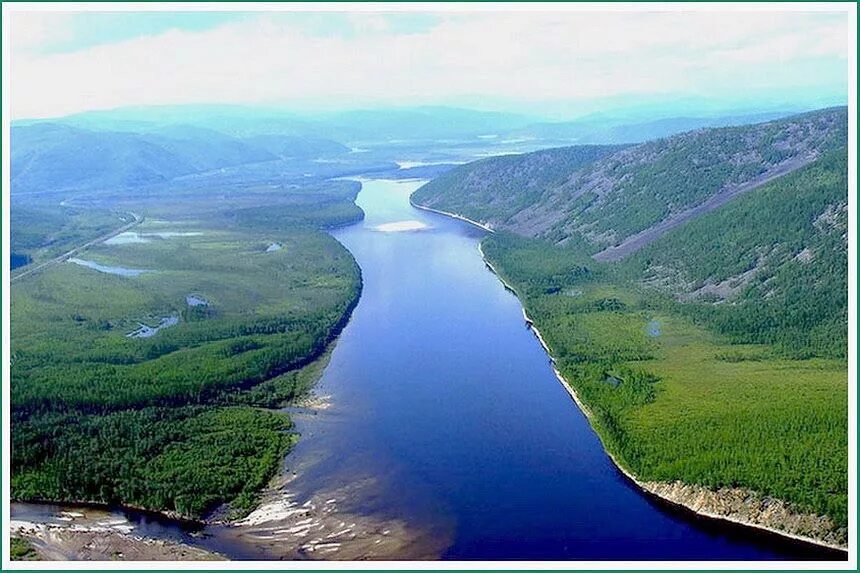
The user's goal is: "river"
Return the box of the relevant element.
[270,178,830,560]
[11,178,837,561]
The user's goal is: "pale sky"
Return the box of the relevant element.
[7,6,854,119]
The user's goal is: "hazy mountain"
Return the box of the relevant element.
[142,125,277,171]
[17,105,537,144]
[9,122,354,194]
[241,134,350,159]
[508,111,796,144]
[11,123,196,194]
[312,107,536,141]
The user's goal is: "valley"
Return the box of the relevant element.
[9,104,849,560]
[412,108,849,550]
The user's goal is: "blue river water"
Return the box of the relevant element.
[278,178,835,560]
[11,178,840,561]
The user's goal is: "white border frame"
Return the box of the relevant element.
[1,2,856,570]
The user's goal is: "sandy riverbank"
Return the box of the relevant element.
[10,379,445,562]
[222,466,446,560]
[374,220,430,233]
[10,417,445,562]
[10,510,223,561]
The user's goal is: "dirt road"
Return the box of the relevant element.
[11,211,143,284]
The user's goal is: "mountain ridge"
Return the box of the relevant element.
[413,106,848,259]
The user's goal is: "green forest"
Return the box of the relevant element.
[564,107,847,245]
[477,144,848,535]
[11,202,362,520]
[11,206,131,270]
[630,149,848,359]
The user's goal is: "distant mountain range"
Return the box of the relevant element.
[508,111,796,144]
[16,105,537,143]
[15,102,819,146]
[11,103,842,197]
[10,122,349,194]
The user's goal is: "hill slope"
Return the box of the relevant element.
[413,107,849,546]
[413,107,847,257]
[631,148,848,358]
[412,145,624,224]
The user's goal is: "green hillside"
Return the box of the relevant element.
[631,148,848,358]
[482,228,847,539]
[414,107,847,256]
[415,107,849,543]
[411,145,623,225]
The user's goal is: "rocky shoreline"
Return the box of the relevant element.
[415,201,848,555]
[10,509,223,561]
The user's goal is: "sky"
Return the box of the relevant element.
[7,5,854,120]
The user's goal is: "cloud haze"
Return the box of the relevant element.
[8,7,853,119]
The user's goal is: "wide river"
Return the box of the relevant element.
[276,178,826,560]
[11,178,835,561]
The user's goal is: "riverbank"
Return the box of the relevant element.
[454,217,847,554]
[409,200,496,233]
[10,291,363,526]
[7,204,445,561]
[10,508,223,561]
[10,370,441,561]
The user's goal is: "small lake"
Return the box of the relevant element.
[68,258,150,277]
[105,231,204,245]
[126,315,179,339]
[10,252,31,270]
[186,295,209,307]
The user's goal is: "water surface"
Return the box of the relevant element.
[126,315,180,339]
[68,257,150,277]
[281,179,830,560]
[12,179,840,561]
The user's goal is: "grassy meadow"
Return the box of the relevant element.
[10,206,132,270]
